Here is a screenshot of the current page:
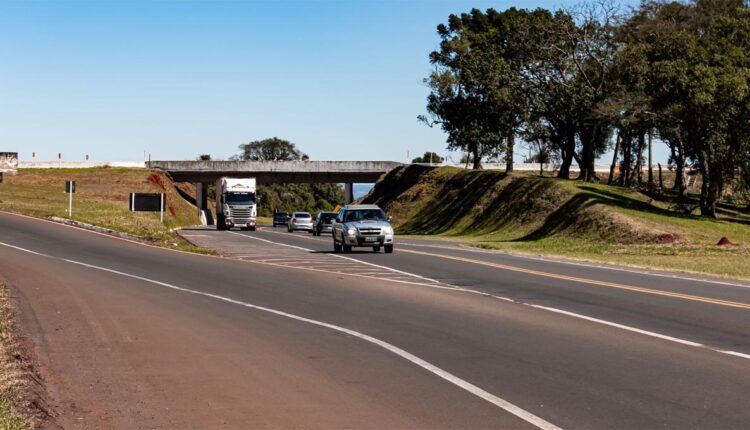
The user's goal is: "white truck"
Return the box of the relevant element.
[216,177,257,231]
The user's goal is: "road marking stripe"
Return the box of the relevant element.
[229,231,445,285]
[397,241,750,289]
[0,240,560,430]
[400,249,750,310]
[259,226,750,290]
[229,234,750,361]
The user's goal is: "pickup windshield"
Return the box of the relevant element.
[225,192,255,205]
[344,209,387,222]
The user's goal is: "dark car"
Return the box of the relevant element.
[272,211,290,228]
[312,211,337,236]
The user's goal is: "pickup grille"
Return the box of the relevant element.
[359,228,381,236]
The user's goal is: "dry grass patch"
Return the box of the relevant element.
[0,168,211,253]
[0,284,49,429]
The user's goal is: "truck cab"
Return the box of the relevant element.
[216,177,257,231]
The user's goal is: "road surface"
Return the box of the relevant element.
[1,212,749,429]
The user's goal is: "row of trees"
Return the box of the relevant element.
[421,0,750,217]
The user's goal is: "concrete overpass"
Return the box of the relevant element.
[147,160,403,219]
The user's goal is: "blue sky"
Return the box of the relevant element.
[1,0,651,164]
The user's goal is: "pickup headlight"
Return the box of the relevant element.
[347,228,357,236]
[382,226,393,235]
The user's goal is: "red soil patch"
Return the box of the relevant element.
[717,237,733,246]
[654,234,676,244]
[147,173,167,191]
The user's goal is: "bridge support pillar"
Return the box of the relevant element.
[195,182,211,224]
[344,183,355,204]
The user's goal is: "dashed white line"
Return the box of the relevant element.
[0,239,562,430]
[231,231,750,362]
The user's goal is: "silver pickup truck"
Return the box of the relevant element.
[332,204,394,253]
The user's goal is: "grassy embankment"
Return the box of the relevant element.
[363,165,750,279]
[0,168,210,253]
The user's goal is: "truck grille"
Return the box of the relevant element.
[231,207,252,223]
[359,228,381,236]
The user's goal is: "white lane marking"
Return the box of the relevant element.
[0,240,560,430]
[396,241,750,289]
[226,234,750,362]
[259,226,750,290]
[229,231,445,286]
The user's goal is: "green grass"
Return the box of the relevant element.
[368,165,750,279]
[0,168,213,254]
[0,399,28,430]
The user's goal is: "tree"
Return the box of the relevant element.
[412,152,445,164]
[232,138,343,215]
[234,137,309,162]
[637,0,750,216]
[197,154,212,161]
[421,8,536,169]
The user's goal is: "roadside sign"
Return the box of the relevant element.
[130,193,166,223]
[65,180,75,217]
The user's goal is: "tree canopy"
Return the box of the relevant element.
[422,0,750,217]
[232,138,342,216]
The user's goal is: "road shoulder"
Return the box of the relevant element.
[0,281,54,429]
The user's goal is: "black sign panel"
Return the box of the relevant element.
[130,193,164,212]
[65,180,76,193]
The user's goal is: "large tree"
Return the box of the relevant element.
[638,0,750,216]
[235,137,309,162]
[232,138,343,215]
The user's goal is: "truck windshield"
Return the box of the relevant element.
[225,192,255,205]
[344,209,387,222]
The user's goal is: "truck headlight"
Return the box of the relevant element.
[347,228,356,236]
[382,226,393,235]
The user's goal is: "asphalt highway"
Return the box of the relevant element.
[1,212,749,429]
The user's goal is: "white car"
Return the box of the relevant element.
[287,212,314,232]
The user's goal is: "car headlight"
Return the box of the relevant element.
[347,228,357,236]
[382,226,393,235]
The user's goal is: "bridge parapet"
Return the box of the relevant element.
[147,160,403,184]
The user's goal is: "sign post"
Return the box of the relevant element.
[130,193,166,224]
[65,180,76,217]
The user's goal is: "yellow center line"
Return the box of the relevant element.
[399,248,750,310]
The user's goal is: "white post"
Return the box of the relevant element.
[68,188,72,218]
[160,193,164,223]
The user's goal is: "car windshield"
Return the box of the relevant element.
[225,192,255,205]
[295,213,311,218]
[344,209,387,222]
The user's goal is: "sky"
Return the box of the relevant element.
[0,0,654,164]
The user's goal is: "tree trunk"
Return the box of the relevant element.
[471,146,482,170]
[673,141,687,201]
[608,131,621,185]
[658,163,664,189]
[557,129,576,179]
[698,150,717,218]
[620,133,630,186]
[634,131,645,185]
[506,131,514,173]
[579,125,598,182]
[647,128,654,189]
